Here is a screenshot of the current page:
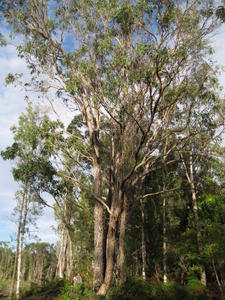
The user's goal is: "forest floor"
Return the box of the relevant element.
[0,290,59,300]
[0,289,9,299]
[20,279,64,300]
[21,292,59,300]
[0,280,63,300]
[0,280,9,299]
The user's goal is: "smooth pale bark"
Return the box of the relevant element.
[56,228,64,278]
[64,199,73,280]
[57,226,67,279]
[9,192,25,299]
[67,231,73,280]
[57,197,73,280]
[162,121,169,284]
[180,146,206,286]
[134,251,139,277]
[162,197,167,284]
[140,199,147,280]
[189,149,206,286]
[16,188,29,300]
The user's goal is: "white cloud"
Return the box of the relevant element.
[211,23,225,90]
[0,44,59,245]
[33,210,58,244]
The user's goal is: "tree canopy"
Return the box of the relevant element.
[0,0,225,299]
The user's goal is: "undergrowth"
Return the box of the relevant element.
[107,277,211,300]
[8,277,220,300]
[58,281,99,300]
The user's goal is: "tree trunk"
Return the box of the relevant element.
[212,258,224,300]
[57,226,67,279]
[162,134,168,284]
[67,230,73,280]
[93,163,104,290]
[9,191,25,299]
[116,194,127,285]
[16,187,29,300]
[189,149,206,286]
[163,197,167,284]
[140,199,147,280]
[97,188,123,296]
[85,101,104,290]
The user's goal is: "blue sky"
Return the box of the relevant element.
[0,42,72,246]
[0,24,225,247]
[0,43,58,245]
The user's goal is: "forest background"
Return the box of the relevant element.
[1,1,225,299]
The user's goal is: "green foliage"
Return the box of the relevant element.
[1,0,225,297]
[114,3,134,35]
[0,31,6,46]
[58,281,74,300]
[107,278,208,300]
[5,72,16,84]
[216,6,225,22]
[187,278,207,299]
[0,242,14,281]
[59,282,97,300]
[20,278,64,299]
[107,277,153,300]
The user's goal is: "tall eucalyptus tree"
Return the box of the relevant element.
[1,0,224,294]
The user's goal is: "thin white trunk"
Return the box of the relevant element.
[189,149,206,286]
[162,133,169,284]
[16,250,22,300]
[140,199,146,280]
[9,193,25,299]
[163,197,167,284]
[179,146,206,286]
[16,187,29,300]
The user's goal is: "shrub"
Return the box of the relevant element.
[107,277,153,300]
[106,277,209,300]
[187,278,208,300]
[59,282,97,300]
[163,281,192,300]
[20,278,64,299]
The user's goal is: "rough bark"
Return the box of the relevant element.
[97,188,123,296]
[116,193,127,285]
[85,104,104,290]
[93,163,104,290]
